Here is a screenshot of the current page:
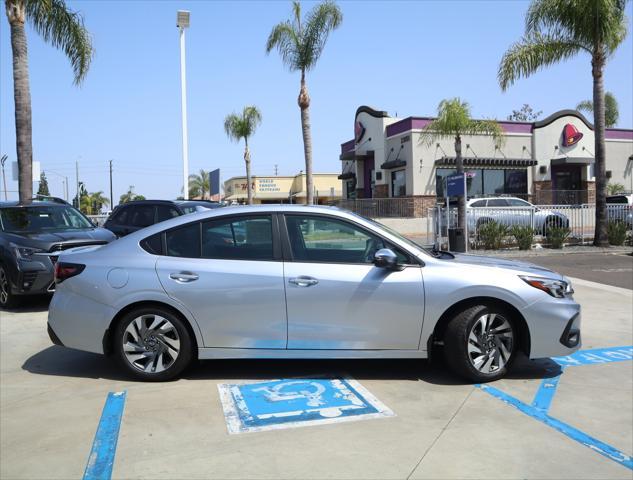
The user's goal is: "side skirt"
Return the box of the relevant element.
[198,348,428,360]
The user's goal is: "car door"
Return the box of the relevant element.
[155,214,287,349]
[281,213,425,350]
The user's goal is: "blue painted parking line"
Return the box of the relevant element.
[218,377,394,434]
[478,384,632,470]
[477,345,633,471]
[83,391,126,480]
[553,346,633,367]
[531,369,564,414]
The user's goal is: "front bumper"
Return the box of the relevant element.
[522,296,581,359]
[10,256,56,296]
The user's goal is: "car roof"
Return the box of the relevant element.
[115,200,177,207]
[0,200,70,208]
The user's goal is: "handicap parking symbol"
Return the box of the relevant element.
[218,377,394,434]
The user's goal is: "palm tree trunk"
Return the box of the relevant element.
[244,137,253,205]
[7,1,33,204]
[454,134,466,240]
[298,70,313,205]
[592,52,608,247]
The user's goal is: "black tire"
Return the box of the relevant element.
[443,304,517,383]
[0,264,17,309]
[114,306,193,381]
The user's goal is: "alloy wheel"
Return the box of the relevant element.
[467,313,513,374]
[122,314,181,373]
[0,267,9,306]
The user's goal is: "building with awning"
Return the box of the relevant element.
[224,173,342,204]
[339,106,633,207]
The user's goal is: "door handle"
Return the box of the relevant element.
[169,272,199,283]
[288,276,319,287]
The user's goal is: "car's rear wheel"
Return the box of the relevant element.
[114,307,193,381]
[444,304,516,382]
[0,265,16,309]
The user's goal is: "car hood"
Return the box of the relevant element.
[2,228,116,249]
[449,253,564,280]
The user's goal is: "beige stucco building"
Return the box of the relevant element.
[224,173,342,204]
[339,106,633,211]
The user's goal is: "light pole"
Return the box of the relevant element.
[0,155,7,201]
[177,10,190,200]
[47,170,69,202]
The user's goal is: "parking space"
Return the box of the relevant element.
[1,279,632,479]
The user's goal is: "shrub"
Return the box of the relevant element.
[477,220,509,250]
[510,225,535,250]
[546,226,570,249]
[607,221,628,246]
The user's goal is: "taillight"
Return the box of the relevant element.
[54,262,85,284]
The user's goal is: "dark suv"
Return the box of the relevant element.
[0,200,116,308]
[103,200,221,237]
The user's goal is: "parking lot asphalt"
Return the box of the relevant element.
[512,253,633,290]
[1,279,632,479]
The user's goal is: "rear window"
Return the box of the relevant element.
[470,200,487,207]
[487,199,508,207]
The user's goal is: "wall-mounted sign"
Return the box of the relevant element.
[258,178,280,192]
[354,121,366,143]
[400,135,410,144]
[562,123,583,147]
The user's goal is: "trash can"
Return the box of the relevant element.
[448,227,466,252]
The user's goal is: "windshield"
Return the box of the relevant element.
[0,206,93,233]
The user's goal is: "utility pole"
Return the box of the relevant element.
[274,164,278,176]
[177,11,191,200]
[109,160,113,208]
[75,160,79,208]
[0,155,7,201]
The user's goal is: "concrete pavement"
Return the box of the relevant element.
[1,279,631,479]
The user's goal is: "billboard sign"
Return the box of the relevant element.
[209,169,220,196]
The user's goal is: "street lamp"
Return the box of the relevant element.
[177,10,190,200]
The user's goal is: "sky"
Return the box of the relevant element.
[1,0,632,205]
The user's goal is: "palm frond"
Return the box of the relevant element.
[224,106,262,143]
[498,32,584,91]
[576,99,593,113]
[25,0,93,84]
[301,0,343,71]
[266,21,300,71]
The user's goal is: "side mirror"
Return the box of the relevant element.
[374,248,398,269]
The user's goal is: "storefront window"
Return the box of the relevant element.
[436,168,528,198]
[391,170,406,197]
[483,170,504,196]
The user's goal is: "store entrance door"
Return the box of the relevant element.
[552,164,583,204]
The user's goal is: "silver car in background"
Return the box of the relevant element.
[466,197,569,234]
[47,205,581,382]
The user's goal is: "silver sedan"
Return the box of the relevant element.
[47,205,581,382]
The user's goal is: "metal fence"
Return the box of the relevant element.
[331,198,427,218]
[433,203,632,248]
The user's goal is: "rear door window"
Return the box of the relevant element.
[470,200,487,207]
[166,223,201,258]
[130,205,155,228]
[156,205,180,222]
[202,216,274,261]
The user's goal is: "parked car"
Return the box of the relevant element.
[606,194,633,228]
[48,205,581,382]
[0,200,116,308]
[103,200,222,237]
[466,197,569,234]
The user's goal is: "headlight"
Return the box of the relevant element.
[520,275,572,298]
[10,243,45,260]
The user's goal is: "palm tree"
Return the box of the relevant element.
[89,191,110,214]
[577,91,619,128]
[420,98,503,249]
[188,169,210,199]
[266,1,342,205]
[498,0,628,247]
[224,106,262,205]
[5,0,93,204]
[119,185,144,204]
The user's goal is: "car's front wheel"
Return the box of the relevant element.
[444,304,516,382]
[114,307,193,381]
[0,264,16,309]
